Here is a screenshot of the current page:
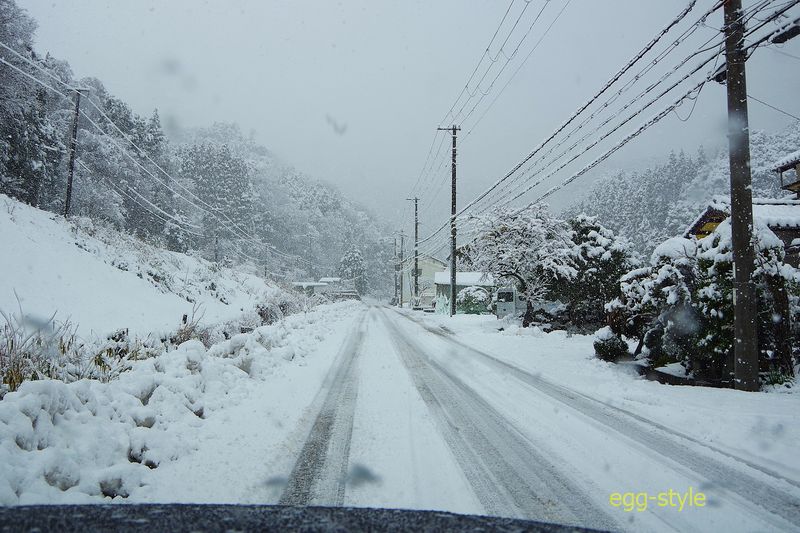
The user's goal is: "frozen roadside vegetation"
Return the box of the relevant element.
[0,300,361,505]
[407,310,800,485]
[0,194,324,393]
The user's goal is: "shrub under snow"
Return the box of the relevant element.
[0,301,358,504]
[593,326,629,363]
[456,286,491,315]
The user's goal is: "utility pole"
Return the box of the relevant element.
[407,197,420,303]
[399,231,405,307]
[393,237,399,305]
[723,0,759,391]
[438,125,460,316]
[64,89,86,217]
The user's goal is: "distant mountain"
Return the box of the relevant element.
[566,127,800,254]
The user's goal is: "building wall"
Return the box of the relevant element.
[401,256,446,305]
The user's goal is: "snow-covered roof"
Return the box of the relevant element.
[291,281,328,288]
[771,149,800,172]
[433,271,495,286]
[318,277,341,283]
[752,202,800,229]
[685,197,800,238]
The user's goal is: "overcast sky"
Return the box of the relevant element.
[19,0,800,239]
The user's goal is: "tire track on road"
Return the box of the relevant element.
[393,309,800,528]
[279,308,368,506]
[378,309,619,530]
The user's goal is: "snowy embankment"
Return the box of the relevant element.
[0,194,289,339]
[0,300,361,505]
[411,312,800,484]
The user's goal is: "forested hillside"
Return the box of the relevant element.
[0,1,391,294]
[568,127,800,254]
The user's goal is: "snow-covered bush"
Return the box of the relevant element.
[607,221,800,385]
[0,301,358,504]
[551,214,639,331]
[434,294,450,315]
[456,286,490,315]
[593,326,629,362]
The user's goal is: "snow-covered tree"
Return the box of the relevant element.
[551,214,639,330]
[607,224,800,384]
[338,247,367,294]
[177,142,254,257]
[466,203,576,326]
[568,129,800,256]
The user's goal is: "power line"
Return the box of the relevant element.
[76,160,205,237]
[768,46,800,60]
[439,0,518,126]
[479,36,727,211]
[463,0,573,140]
[482,0,800,212]
[412,0,553,202]
[748,93,800,120]
[420,0,798,238]
[416,0,708,246]
[0,43,324,270]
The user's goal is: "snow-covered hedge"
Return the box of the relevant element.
[456,286,491,315]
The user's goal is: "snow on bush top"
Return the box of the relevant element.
[0,300,359,505]
[651,237,697,265]
[456,286,490,304]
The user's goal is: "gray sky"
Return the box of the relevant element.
[19,0,800,242]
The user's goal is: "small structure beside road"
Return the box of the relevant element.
[433,271,495,310]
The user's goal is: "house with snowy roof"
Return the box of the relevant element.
[433,271,495,301]
[773,148,800,198]
[401,254,447,308]
[291,281,328,296]
[684,196,800,266]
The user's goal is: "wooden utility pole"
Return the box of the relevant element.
[64,89,85,217]
[399,231,405,307]
[724,0,759,391]
[407,197,420,303]
[438,125,460,316]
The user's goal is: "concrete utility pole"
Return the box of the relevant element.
[723,0,759,391]
[64,89,86,217]
[399,231,405,307]
[407,197,420,303]
[438,125,460,316]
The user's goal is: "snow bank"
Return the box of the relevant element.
[0,301,360,505]
[415,311,800,483]
[0,194,293,339]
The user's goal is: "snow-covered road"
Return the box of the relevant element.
[271,304,800,532]
[4,301,798,532]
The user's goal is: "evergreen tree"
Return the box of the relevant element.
[552,214,639,330]
[338,247,367,294]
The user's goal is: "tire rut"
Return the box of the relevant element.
[378,309,619,531]
[278,309,367,506]
[392,309,800,528]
